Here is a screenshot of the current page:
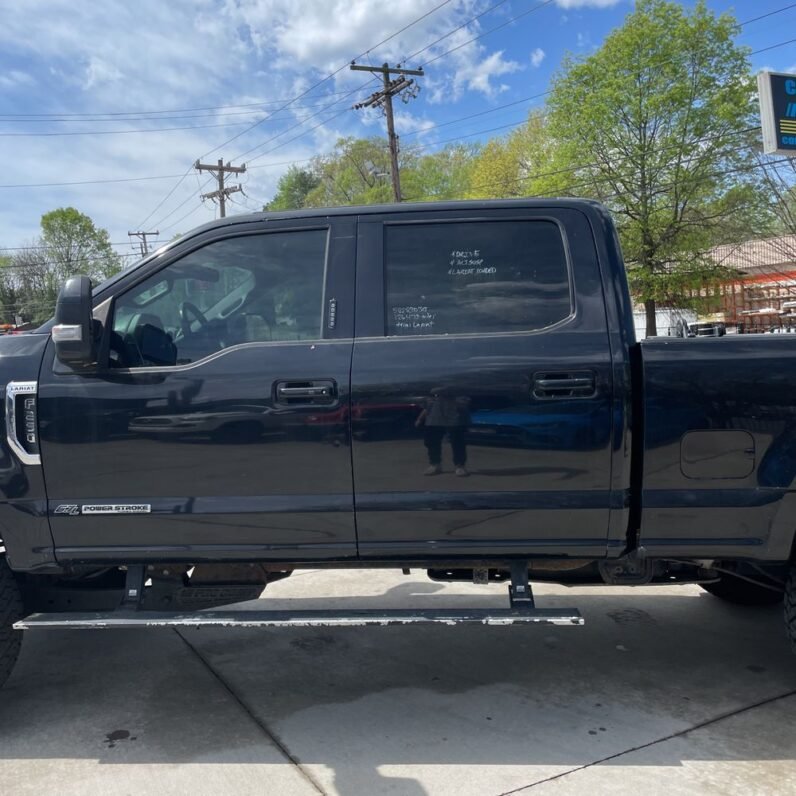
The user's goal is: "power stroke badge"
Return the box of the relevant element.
[54,504,152,516]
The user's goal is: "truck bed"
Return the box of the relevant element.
[640,335,796,562]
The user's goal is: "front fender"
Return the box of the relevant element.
[0,333,55,571]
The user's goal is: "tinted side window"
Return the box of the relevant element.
[111,229,327,368]
[384,220,571,336]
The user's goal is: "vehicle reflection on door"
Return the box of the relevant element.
[466,405,605,453]
[129,404,276,443]
[350,389,604,481]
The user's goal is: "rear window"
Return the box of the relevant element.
[384,220,571,336]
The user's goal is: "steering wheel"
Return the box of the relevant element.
[180,301,208,336]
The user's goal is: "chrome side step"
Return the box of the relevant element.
[15,607,583,630]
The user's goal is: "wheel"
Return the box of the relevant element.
[786,567,796,653]
[0,556,24,689]
[701,574,784,606]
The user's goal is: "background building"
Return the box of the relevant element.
[633,235,796,338]
[708,235,796,333]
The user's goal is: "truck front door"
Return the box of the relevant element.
[350,207,616,559]
[38,218,357,564]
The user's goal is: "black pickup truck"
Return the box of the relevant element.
[1,199,794,686]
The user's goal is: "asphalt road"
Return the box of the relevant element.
[0,570,794,795]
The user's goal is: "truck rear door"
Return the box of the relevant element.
[37,217,357,563]
[351,206,616,559]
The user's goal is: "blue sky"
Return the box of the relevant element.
[0,0,794,260]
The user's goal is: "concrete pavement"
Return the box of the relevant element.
[0,570,794,795]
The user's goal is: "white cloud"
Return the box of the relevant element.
[223,0,454,72]
[83,56,122,90]
[0,0,531,247]
[0,69,35,88]
[530,48,546,68]
[451,49,521,99]
[394,112,435,136]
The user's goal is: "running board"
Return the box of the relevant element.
[15,607,584,629]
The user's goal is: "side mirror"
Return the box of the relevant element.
[53,276,96,366]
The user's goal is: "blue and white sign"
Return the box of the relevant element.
[758,71,796,155]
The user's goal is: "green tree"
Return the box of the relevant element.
[267,140,477,209]
[12,208,121,324]
[303,137,410,207]
[266,165,321,211]
[39,207,121,283]
[467,137,522,199]
[467,111,556,199]
[0,256,18,325]
[404,144,479,201]
[545,0,758,336]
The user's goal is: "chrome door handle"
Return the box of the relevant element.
[532,372,596,399]
[275,380,337,405]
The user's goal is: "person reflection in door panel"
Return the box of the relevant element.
[416,387,471,477]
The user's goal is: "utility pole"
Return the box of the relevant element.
[194,158,247,218]
[127,230,159,257]
[351,63,423,202]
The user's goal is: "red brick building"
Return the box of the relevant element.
[705,235,796,332]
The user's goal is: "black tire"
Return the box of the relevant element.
[786,567,796,653]
[701,574,784,606]
[0,556,24,689]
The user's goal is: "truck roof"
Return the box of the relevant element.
[182,197,611,237]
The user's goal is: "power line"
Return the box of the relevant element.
[401,29,796,149]
[23,6,766,206]
[0,103,772,200]
[422,118,527,145]
[0,242,160,252]
[0,89,364,118]
[0,255,136,271]
[0,121,256,137]
[403,0,514,63]
[3,13,788,239]
[131,92,357,232]
[489,152,792,202]
[227,0,536,166]
[738,4,796,26]
[135,0,455,239]
[232,84,375,162]
[750,37,796,55]
[0,173,188,189]
[401,36,792,152]
[0,103,351,137]
[150,177,214,230]
[421,0,555,68]
[0,100,360,124]
[462,126,763,194]
[397,125,767,201]
[159,202,208,235]
[232,129,767,217]
[403,89,550,138]
[0,156,313,189]
[235,0,549,166]
[135,164,195,231]
[201,0,455,160]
